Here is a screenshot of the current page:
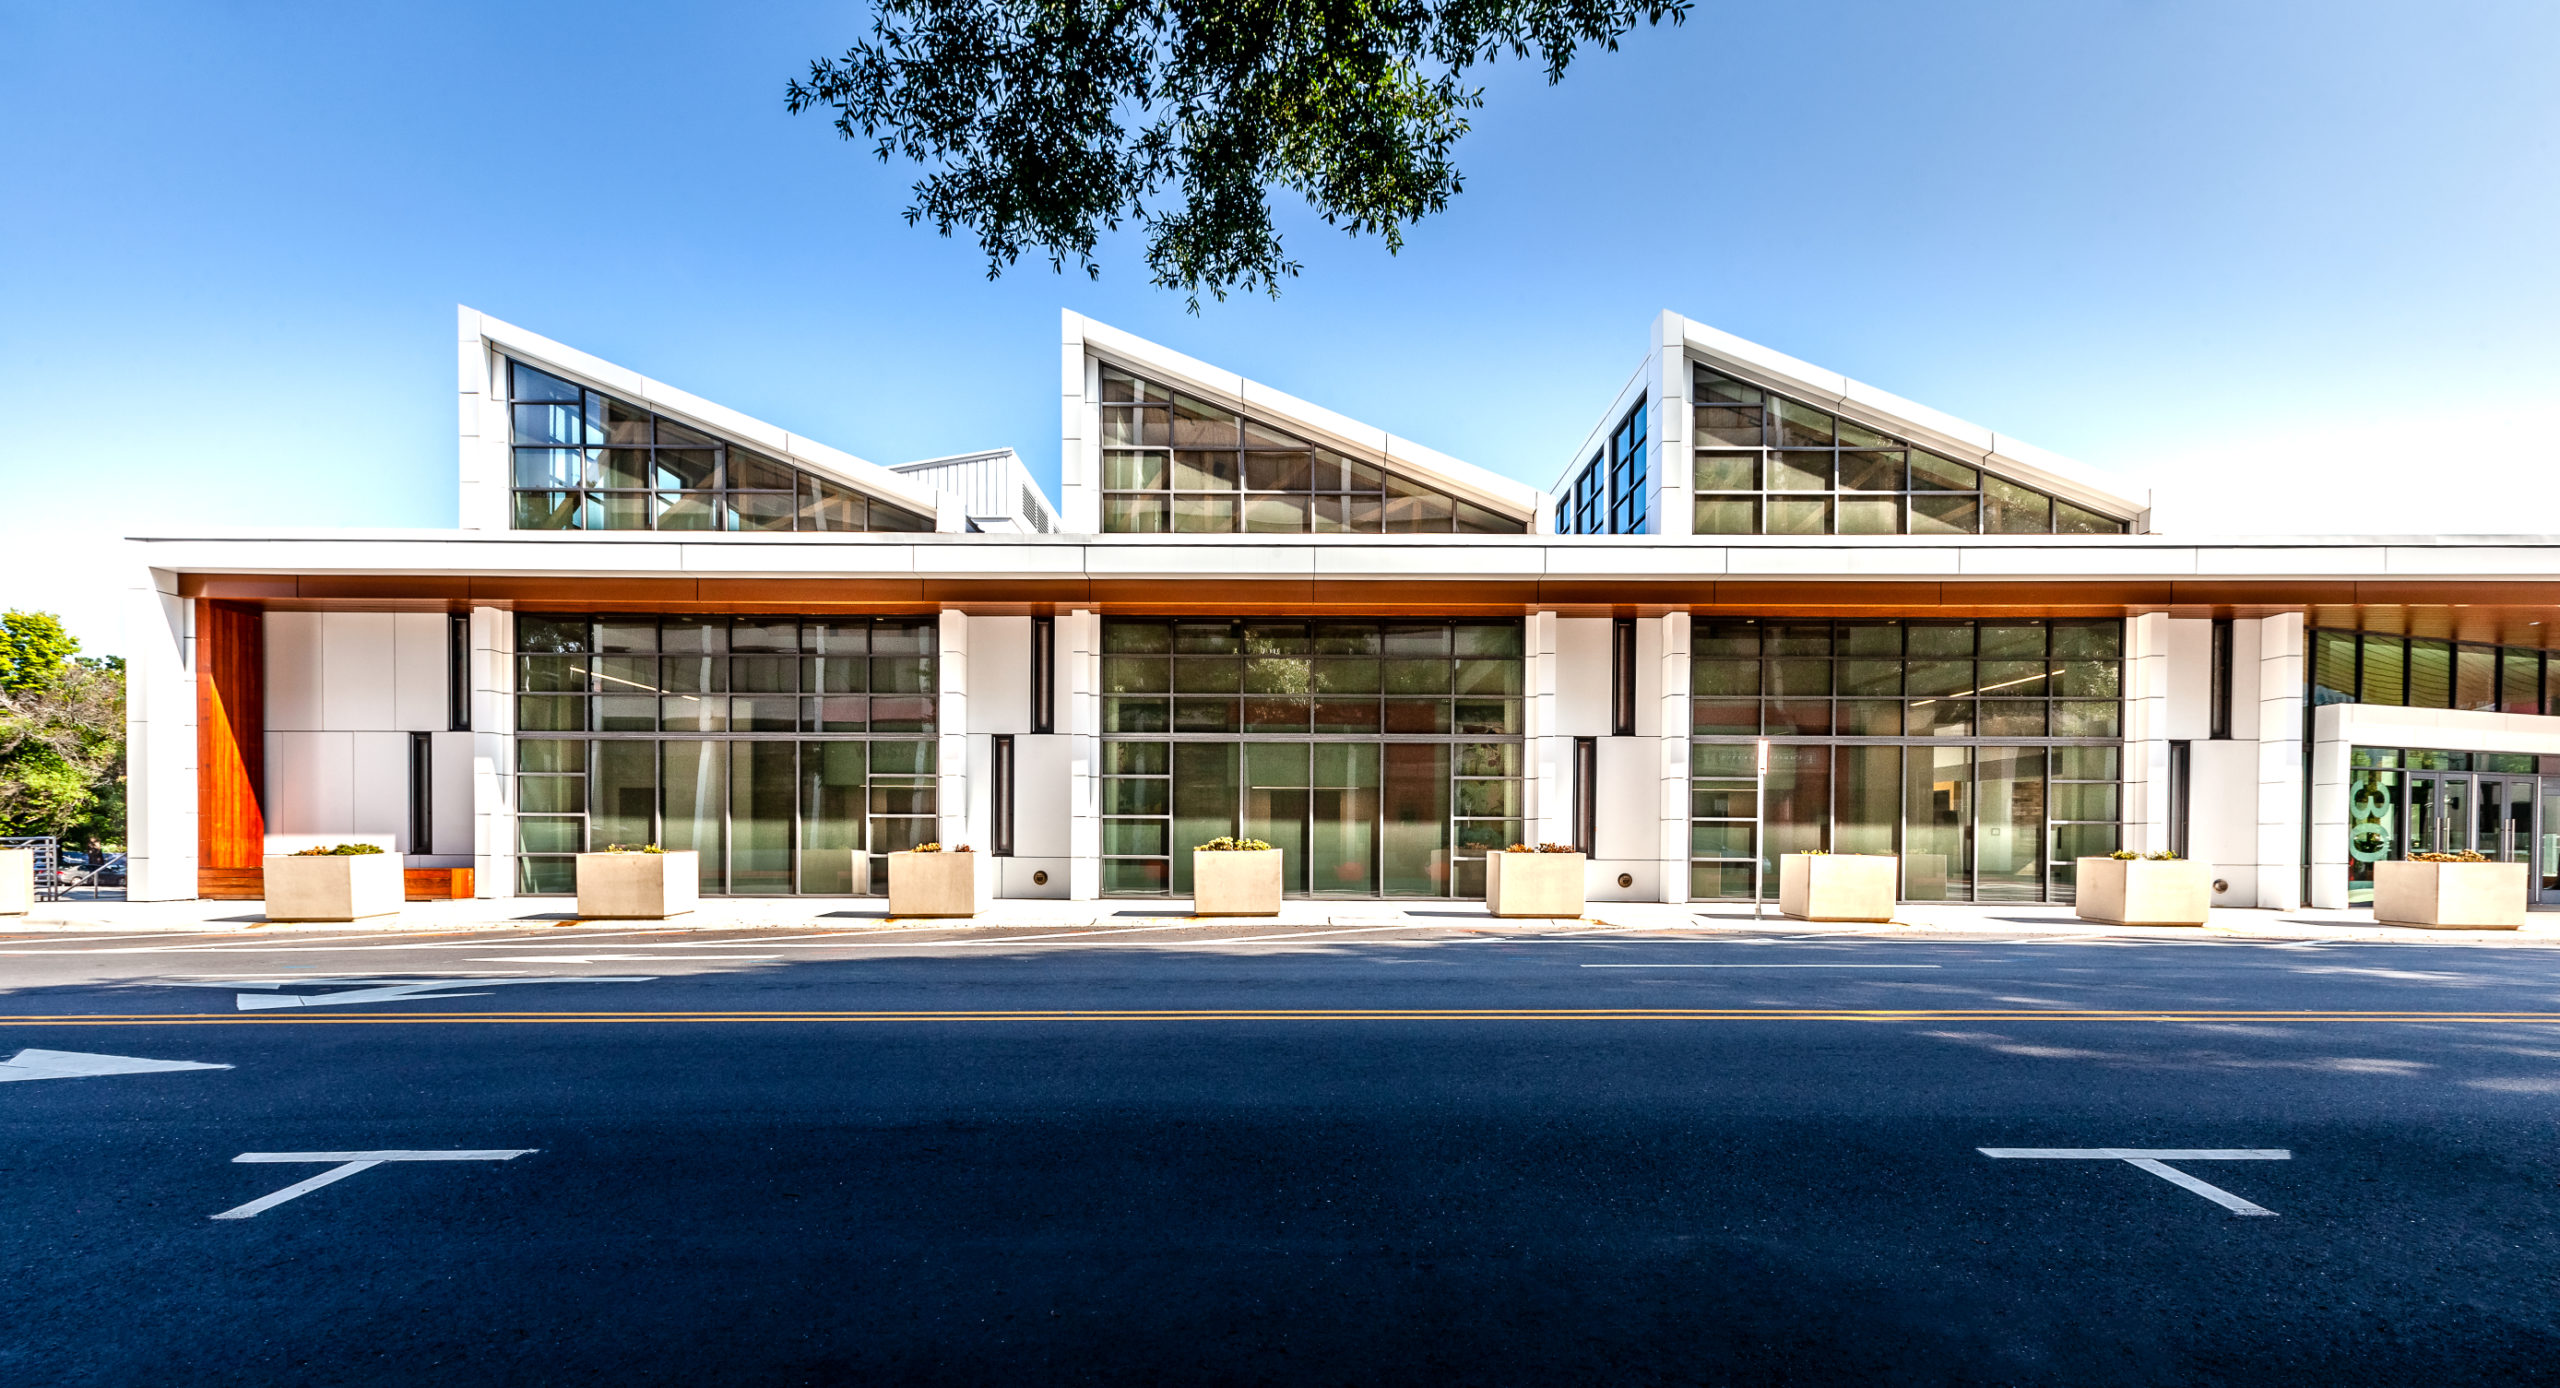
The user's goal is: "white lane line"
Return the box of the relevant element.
[1980,1147,2290,1216]
[0,1049,231,1083]
[212,1149,536,1220]
[200,977,653,1010]
[467,955,779,963]
[1578,963,1943,969]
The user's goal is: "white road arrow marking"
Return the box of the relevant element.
[1980,1147,2291,1216]
[208,977,654,1010]
[212,1149,537,1219]
[0,1049,232,1083]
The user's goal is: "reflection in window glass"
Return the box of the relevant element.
[1689,618,2123,905]
[1683,362,2130,536]
[1100,364,1526,535]
[505,359,934,534]
[512,614,938,896]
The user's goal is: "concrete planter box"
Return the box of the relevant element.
[1485,851,1586,918]
[263,852,406,923]
[1191,849,1284,916]
[1778,854,1898,923]
[2373,859,2529,929]
[0,848,32,914]
[575,851,699,920]
[2075,857,2213,926]
[889,851,977,918]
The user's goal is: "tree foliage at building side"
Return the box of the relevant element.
[788,0,1687,308]
[0,611,125,848]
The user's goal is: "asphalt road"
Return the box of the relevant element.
[7,922,2560,1384]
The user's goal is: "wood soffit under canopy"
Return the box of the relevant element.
[165,575,2560,646]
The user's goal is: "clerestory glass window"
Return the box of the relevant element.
[1097,365,1526,534]
[506,360,934,533]
[1556,401,1651,535]
[1687,363,2131,536]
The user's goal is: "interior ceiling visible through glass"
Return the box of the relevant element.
[1689,362,2130,537]
[505,359,934,534]
[1096,363,1527,535]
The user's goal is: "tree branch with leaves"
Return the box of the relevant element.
[787,0,1687,308]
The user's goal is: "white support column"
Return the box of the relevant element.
[125,565,197,901]
[1657,610,1691,903]
[1064,608,1102,900]
[1528,611,1569,846]
[2121,613,2172,853]
[1650,311,1690,536]
[934,611,981,896]
[468,607,514,898]
[2259,612,2309,909]
[1058,315,1100,534]
[455,308,508,533]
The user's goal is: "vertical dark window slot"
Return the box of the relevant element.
[1611,618,1637,735]
[1029,616,1056,734]
[1573,737,1598,856]
[2208,618,2233,740]
[2167,740,2192,860]
[991,734,1016,857]
[408,732,434,855]
[447,613,472,731]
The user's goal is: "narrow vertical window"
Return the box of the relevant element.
[1573,736,1598,855]
[408,731,434,854]
[1029,616,1056,734]
[991,734,1016,856]
[1611,618,1637,736]
[2167,740,2192,859]
[2208,618,2233,740]
[448,613,472,732]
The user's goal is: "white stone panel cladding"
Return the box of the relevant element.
[260,610,470,865]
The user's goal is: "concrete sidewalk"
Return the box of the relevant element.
[6,894,2557,947]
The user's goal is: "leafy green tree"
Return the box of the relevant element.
[788,0,1687,307]
[0,613,125,849]
[0,610,79,691]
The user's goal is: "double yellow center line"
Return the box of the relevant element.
[9,1008,2560,1026]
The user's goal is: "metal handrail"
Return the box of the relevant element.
[0,836,62,902]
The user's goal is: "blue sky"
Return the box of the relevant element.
[5,0,2557,654]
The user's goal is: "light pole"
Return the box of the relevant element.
[1752,737,1769,920]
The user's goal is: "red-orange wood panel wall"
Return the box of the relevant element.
[195,600,265,872]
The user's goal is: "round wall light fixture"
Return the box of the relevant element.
[1617,873,1635,889]
[1032,870,1049,886]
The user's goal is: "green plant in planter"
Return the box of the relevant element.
[2107,849,2182,861]
[2411,850,2490,863]
[1194,837,1274,852]
[601,844,664,854]
[290,843,385,856]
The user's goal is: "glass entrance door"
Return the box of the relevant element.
[1241,742,1385,896]
[2479,777,2534,866]
[2407,772,2470,857]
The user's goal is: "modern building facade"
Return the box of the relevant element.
[121,308,2560,912]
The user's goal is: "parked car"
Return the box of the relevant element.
[59,852,125,888]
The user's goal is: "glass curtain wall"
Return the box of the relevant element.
[1689,364,2131,536]
[1096,366,1526,534]
[513,615,939,894]
[507,361,935,533]
[1099,618,1526,897]
[1690,619,2124,902]
[2311,628,2558,715]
